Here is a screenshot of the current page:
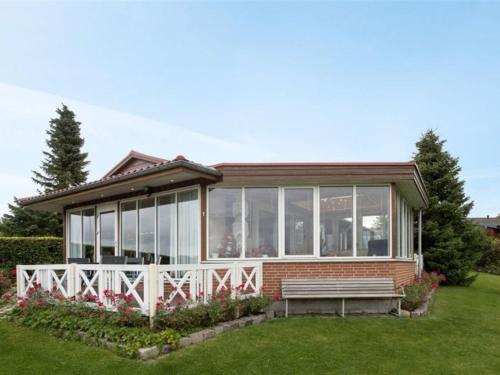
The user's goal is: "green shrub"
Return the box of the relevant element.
[477,238,500,275]
[9,289,179,358]
[154,291,271,332]
[402,271,445,311]
[0,237,63,269]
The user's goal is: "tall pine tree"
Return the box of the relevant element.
[0,104,89,236]
[32,104,89,191]
[414,130,490,285]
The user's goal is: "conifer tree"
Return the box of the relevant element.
[0,104,89,236]
[414,130,490,285]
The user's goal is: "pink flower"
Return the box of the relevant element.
[1,292,12,301]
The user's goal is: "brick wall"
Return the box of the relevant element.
[262,261,415,296]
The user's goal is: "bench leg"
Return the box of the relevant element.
[342,298,345,318]
[285,299,288,318]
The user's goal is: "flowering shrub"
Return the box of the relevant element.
[0,270,12,296]
[402,271,446,311]
[154,286,270,333]
[9,287,179,358]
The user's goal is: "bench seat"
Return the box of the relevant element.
[281,278,404,317]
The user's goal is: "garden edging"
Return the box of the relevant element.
[139,311,275,361]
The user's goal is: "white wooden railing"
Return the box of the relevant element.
[414,253,424,277]
[17,262,262,317]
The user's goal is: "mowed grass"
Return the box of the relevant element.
[1,273,499,375]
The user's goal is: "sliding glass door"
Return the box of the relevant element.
[97,204,117,258]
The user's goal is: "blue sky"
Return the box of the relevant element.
[0,2,498,217]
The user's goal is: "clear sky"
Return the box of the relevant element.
[0,2,498,217]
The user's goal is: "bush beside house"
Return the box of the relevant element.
[0,237,63,269]
[477,238,500,275]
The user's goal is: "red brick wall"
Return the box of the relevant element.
[262,261,415,296]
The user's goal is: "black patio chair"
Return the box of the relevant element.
[67,257,91,264]
[367,240,388,256]
[100,256,127,265]
[126,257,144,265]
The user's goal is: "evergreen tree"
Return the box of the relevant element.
[0,199,62,237]
[32,104,89,192]
[0,104,89,236]
[414,130,490,285]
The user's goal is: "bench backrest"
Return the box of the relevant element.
[282,278,398,298]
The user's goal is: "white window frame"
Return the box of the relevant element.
[206,186,281,261]
[66,205,96,261]
[66,185,201,265]
[206,183,392,261]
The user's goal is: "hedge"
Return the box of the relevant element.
[0,237,63,269]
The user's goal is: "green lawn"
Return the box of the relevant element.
[1,273,499,375]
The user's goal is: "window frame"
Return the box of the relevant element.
[206,184,392,261]
[65,205,96,261]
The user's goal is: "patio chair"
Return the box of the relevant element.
[100,256,127,264]
[367,240,388,256]
[126,257,144,265]
[67,257,91,264]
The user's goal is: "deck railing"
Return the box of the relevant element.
[16,262,262,318]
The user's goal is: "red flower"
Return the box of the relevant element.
[124,307,133,315]
[274,292,282,301]
[2,292,12,301]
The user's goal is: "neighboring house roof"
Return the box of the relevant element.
[469,217,500,230]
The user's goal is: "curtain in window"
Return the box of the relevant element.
[177,190,199,264]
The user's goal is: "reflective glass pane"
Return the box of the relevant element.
[245,188,278,258]
[158,194,176,265]
[178,190,199,264]
[320,187,353,257]
[138,198,155,264]
[209,188,242,258]
[121,201,137,257]
[356,186,390,256]
[100,211,116,256]
[285,188,314,255]
[70,212,81,258]
[82,209,95,261]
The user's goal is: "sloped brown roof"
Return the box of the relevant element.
[17,154,220,206]
[102,150,168,178]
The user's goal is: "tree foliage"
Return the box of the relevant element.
[0,104,89,237]
[414,130,491,285]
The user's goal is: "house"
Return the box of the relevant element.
[17,151,428,314]
[468,216,500,238]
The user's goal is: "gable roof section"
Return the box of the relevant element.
[103,150,168,178]
[17,153,221,211]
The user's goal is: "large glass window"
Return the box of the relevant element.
[158,194,176,265]
[320,187,353,257]
[356,186,390,256]
[138,198,155,264]
[245,188,279,258]
[69,212,82,258]
[285,188,314,256]
[177,190,199,264]
[397,194,414,259]
[100,210,116,256]
[208,188,242,259]
[69,209,95,260]
[82,209,95,260]
[121,201,137,257]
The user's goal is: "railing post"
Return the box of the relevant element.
[148,263,158,328]
[67,263,77,298]
[257,262,263,295]
[16,265,22,297]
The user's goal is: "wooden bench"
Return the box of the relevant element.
[281,278,405,317]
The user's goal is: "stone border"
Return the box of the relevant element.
[401,288,436,318]
[138,310,275,361]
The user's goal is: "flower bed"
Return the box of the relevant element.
[402,271,446,314]
[8,283,271,359]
